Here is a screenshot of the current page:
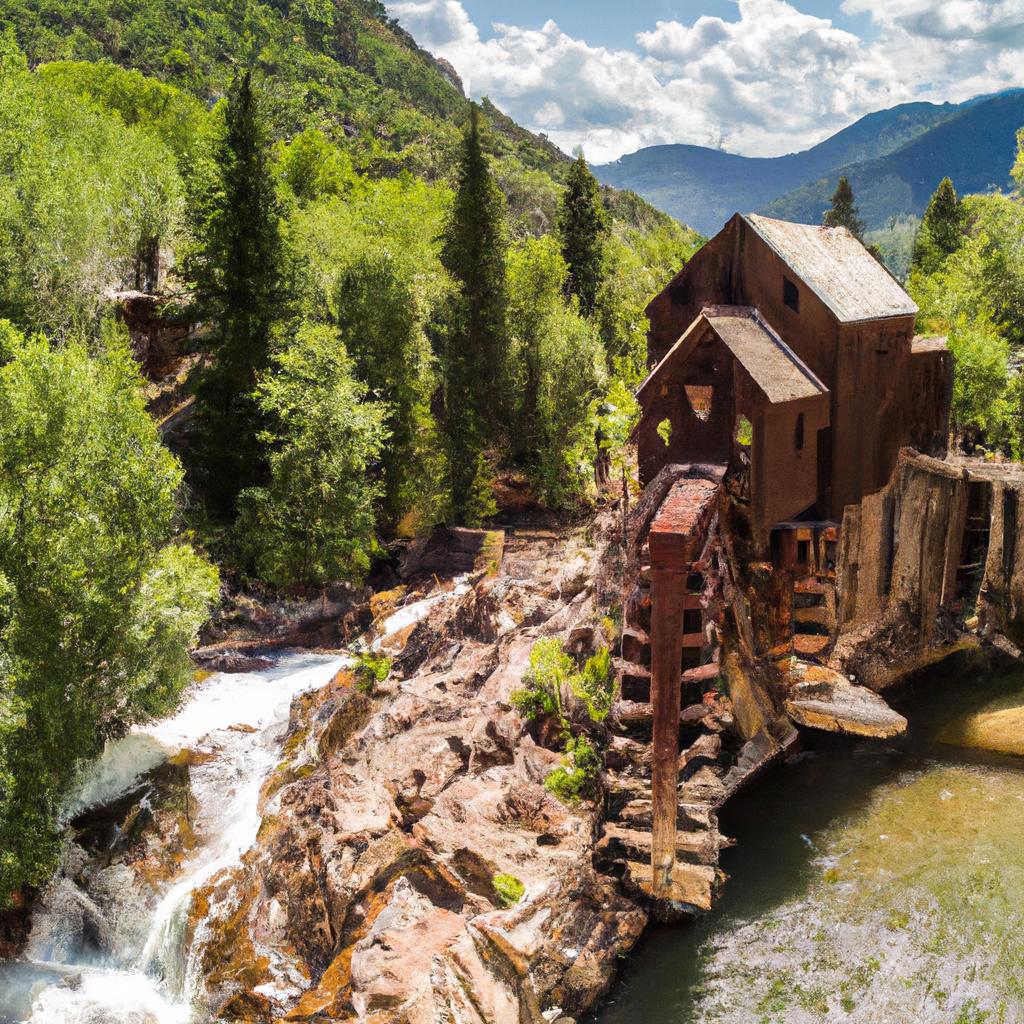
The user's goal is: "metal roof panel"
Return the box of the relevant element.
[744,214,917,323]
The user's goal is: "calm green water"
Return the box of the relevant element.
[596,654,1024,1024]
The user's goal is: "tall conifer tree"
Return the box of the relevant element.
[911,176,966,275]
[439,104,507,521]
[557,152,608,315]
[823,175,866,240]
[190,70,285,517]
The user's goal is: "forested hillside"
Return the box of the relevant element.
[0,0,699,898]
[764,91,1024,230]
[0,0,566,178]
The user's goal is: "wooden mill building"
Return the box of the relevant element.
[614,214,953,909]
[637,213,950,545]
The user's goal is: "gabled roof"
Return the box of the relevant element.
[744,213,917,324]
[637,305,828,405]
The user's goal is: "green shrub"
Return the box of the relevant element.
[510,638,573,722]
[353,651,391,694]
[572,647,617,722]
[492,872,525,907]
[544,735,602,803]
[512,638,617,726]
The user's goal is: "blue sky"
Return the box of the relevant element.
[459,0,875,49]
[388,1,1024,162]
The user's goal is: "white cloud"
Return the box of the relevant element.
[387,0,1024,162]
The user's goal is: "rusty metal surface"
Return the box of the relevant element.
[745,214,918,323]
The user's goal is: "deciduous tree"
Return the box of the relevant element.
[236,323,387,587]
[0,322,218,898]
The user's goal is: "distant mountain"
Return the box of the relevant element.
[595,92,1024,235]
[762,91,1024,227]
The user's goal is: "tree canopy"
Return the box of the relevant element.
[911,176,967,277]
[0,323,218,896]
[439,106,509,522]
[823,176,866,239]
[189,70,287,517]
[558,153,609,316]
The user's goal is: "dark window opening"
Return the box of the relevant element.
[794,412,805,451]
[682,608,703,635]
[875,331,891,355]
[683,384,713,422]
[956,482,992,603]
[681,647,702,671]
[796,539,810,566]
[686,572,705,594]
[783,276,800,313]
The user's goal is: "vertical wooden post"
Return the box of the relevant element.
[650,566,685,896]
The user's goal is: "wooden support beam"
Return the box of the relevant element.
[650,567,686,897]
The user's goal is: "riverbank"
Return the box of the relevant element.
[8,512,1024,1023]
[1,516,646,1024]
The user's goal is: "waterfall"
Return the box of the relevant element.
[1,653,347,1024]
[0,582,467,1024]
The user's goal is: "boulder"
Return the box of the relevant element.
[784,661,907,738]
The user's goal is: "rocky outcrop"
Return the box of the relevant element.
[21,758,196,967]
[783,661,907,739]
[184,518,646,1024]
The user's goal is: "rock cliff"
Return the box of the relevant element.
[186,520,646,1023]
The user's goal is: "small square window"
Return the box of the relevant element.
[783,277,800,313]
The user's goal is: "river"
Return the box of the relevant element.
[597,652,1024,1024]
[0,579,470,1023]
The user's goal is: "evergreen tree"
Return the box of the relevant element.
[439,104,507,520]
[911,177,966,276]
[557,152,608,315]
[823,176,865,240]
[189,71,286,517]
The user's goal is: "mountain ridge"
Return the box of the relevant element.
[596,91,1024,234]
[763,90,1024,227]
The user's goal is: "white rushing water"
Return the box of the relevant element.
[371,576,470,647]
[7,653,347,1024]
[2,584,467,1024]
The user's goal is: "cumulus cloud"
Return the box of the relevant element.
[386,0,1024,162]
